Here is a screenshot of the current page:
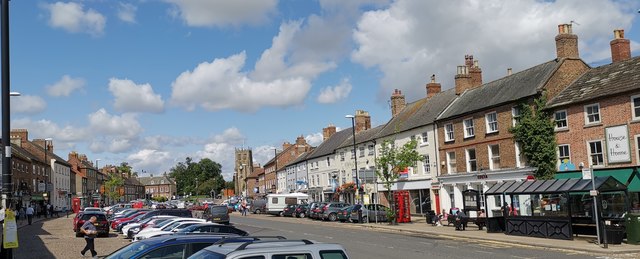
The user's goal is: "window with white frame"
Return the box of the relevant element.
[340,152,345,161]
[466,148,477,172]
[368,144,374,155]
[420,132,429,146]
[488,145,500,170]
[558,145,570,165]
[554,110,568,129]
[359,146,365,157]
[445,124,454,142]
[447,152,456,174]
[464,118,475,138]
[486,112,498,133]
[410,135,416,142]
[512,106,521,126]
[584,103,601,124]
[423,155,431,174]
[326,157,330,167]
[632,95,640,120]
[588,140,604,166]
[351,149,355,158]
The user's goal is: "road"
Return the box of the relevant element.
[8,213,630,259]
[231,214,603,259]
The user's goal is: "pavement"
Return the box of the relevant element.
[349,216,640,255]
[16,213,67,229]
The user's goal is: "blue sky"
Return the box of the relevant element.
[4,0,640,180]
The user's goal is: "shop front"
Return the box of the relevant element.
[376,179,432,216]
[556,166,640,210]
[484,176,629,240]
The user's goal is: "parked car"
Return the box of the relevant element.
[189,238,350,259]
[202,205,230,224]
[351,204,388,223]
[105,234,253,259]
[309,202,327,220]
[136,218,205,237]
[133,221,204,242]
[282,204,298,217]
[250,199,267,214]
[137,209,193,222]
[111,211,148,230]
[321,202,350,221]
[83,207,103,213]
[336,205,356,222]
[294,204,309,218]
[123,216,176,239]
[74,212,109,237]
[175,223,249,236]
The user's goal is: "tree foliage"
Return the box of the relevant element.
[104,173,124,203]
[375,139,423,223]
[169,157,226,196]
[509,95,557,180]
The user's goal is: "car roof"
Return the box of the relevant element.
[189,222,229,227]
[81,211,107,215]
[202,239,345,255]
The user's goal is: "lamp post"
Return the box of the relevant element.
[272,148,278,195]
[241,163,247,197]
[0,1,14,255]
[346,114,363,223]
[195,177,199,196]
[43,138,52,211]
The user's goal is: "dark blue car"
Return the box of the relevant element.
[105,234,250,259]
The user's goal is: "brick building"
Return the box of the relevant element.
[435,24,589,217]
[246,166,263,199]
[547,29,640,207]
[138,173,176,199]
[68,152,100,207]
[263,136,313,195]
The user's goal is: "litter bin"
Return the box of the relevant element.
[600,224,624,245]
[626,213,640,245]
[425,210,435,225]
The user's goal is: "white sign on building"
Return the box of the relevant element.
[605,125,631,163]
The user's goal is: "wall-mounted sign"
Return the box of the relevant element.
[605,125,631,163]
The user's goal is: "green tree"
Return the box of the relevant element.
[104,173,124,203]
[169,157,225,196]
[510,95,557,180]
[117,162,133,177]
[375,139,423,224]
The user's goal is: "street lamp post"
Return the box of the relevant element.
[241,163,247,197]
[43,138,52,212]
[0,1,14,257]
[195,177,198,196]
[272,148,278,195]
[346,115,363,223]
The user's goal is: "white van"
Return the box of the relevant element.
[266,193,309,216]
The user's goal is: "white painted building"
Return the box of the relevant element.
[51,158,72,210]
[305,126,353,202]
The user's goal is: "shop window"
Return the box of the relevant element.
[466,148,477,172]
[445,124,454,142]
[633,95,640,120]
[588,140,604,166]
[558,145,571,165]
[584,103,601,124]
[485,112,498,133]
[555,110,567,129]
[447,152,456,174]
[449,186,455,209]
[488,145,500,170]
[463,118,474,138]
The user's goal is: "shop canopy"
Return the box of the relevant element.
[485,176,627,195]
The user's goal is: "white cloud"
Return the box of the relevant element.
[165,0,277,27]
[117,3,137,23]
[351,0,639,101]
[87,109,142,139]
[127,149,173,174]
[195,128,248,180]
[42,2,106,36]
[46,75,86,97]
[317,78,352,104]
[170,52,312,112]
[142,135,196,150]
[11,118,90,152]
[108,78,165,113]
[251,145,278,168]
[89,138,133,153]
[305,133,323,146]
[11,95,47,114]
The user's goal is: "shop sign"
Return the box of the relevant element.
[37,182,45,192]
[398,167,412,180]
[605,125,631,163]
[477,174,488,180]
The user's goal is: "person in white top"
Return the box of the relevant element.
[26,205,34,225]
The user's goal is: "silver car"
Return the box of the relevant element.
[350,204,388,223]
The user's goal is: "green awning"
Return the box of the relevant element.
[555,167,640,192]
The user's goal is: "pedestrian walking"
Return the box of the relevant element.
[80,216,99,258]
[241,199,248,216]
[26,205,34,225]
[46,203,52,218]
[18,207,25,221]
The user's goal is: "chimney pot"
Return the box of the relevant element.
[610,29,631,63]
[390,89,406,118]
[555,23,579,59]
[354,110,371,133]
[507,68,513,76]
[426,74,442,98]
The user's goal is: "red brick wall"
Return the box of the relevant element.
[554,91,640,168]
[544,58,589,100]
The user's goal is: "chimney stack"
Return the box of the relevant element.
[610,29,630,63]
[469,59,482,87]
[10,129,28,143]
[555,24,579,59]
[322,124,337,141]
[454,65,472,95]
[354,110,371,134]
[507,68,513,76]
[390,89,406,117]
[426,74,441,98]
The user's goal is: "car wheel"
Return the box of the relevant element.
[328,213,337,222]
[279,211,284,217]
[299,212,305,218]
[363,216,369,223]
[255,209,261,214]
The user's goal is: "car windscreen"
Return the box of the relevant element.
[81,214,106,221]
[210,206,228,214]
[104,240,151,259]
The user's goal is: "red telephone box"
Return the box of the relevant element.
[72,198,81,213]
[394,191,411,223]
